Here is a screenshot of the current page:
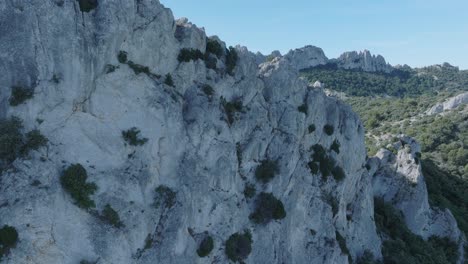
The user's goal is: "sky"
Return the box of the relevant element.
[160,0,468,69]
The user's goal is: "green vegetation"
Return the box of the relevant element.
[0,117,48,165]
[355,250,381,264]
[298,103,308,114]
[310,144,345,181]
[122,127,148,146]
[331,166,346,182]
[330,139,340,154]
[118,51,128,64]
[21,129,48,155]
[221,97,243,125]
[323,193,339,216]
[206,39,223,58]
[335,231,352,263]
[225,46,238,75]
[0,225,18,260]
[202,84,214,101]
[0,117,23,163]
[225,230,252,262]
[154,185,176,209]
[197,235,214,257]
[374,197,459,264]
[178,48,204,62]
[9,86,34,106]
[249,192,286,224]
[255,159,279,183]
[422,159,468,236]
[77,0,98,12]
[60,164,97,209]
[323,124,334,135]
[164,74,174,87]
[307,161,319,175]
[101,204,123,228]
[243,183,256,199]
[300,63,468,97]
[308,124,316,133]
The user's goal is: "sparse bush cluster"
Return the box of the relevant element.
[225,230,252,262]
[374,197,459,264]
[255,159,279,183]
[308,124,316,133]
[221,97,243,125]
[77,0,98,13]
[243,183,256,199]
[249,192,286,224]
[117,51,160,78]
[330,139,340,154]
[154,185,176,209]
[60,164,98,209]
[197,235,214,257]
[9,86,34,106]
[177,43,237,75]
[164,74,175,87]
[310,144,345,181]
[335,231,352,263]
[201,84,214,101]
[298,103,308,114]
[0,117,47,165]
[0,225,18,260]
[122,127,148,146]
[323,124,334,135]
[101,204,123,228]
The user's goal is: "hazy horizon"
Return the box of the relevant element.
[161,0,468,70]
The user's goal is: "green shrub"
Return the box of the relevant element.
[221,97,243,125]
[206,39,223,58]
[243,183,256,199]
[164,74,175,87]
[178,48,204,62]
[324,193,339,216]
[154,185,176,209]
[0,225,18,258]
[308,124,316,133]
[331,166,346,182]
[356,250,380,264]
[202,84,214,98]
[374,197,459,264]
[101,204,123,228]
[117,51,128,64]
[0,117,23,163]
[255,159,279,183]
[331,139,340,154]
[9,86,34,106]
[225,230,252,262]
[249,192,286,224]
[323,124,334,135]
[298,104,308,114]
[225,46,238,75]
[21,129,48,156]
[336,231,351,262]
[308,161,319,175]
[127,61,151,75]
[197,235,214,257]
[60,164,97,209]
[77,0,98,12]
[122,127,148,146]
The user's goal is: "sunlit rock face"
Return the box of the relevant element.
[0,1,462,264]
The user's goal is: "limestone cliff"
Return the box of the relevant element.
[0,1,463,264]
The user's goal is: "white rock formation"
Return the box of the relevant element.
[283,45,328,70]
[333,50,393,73]
[0,1,463,264]
[426,92,468,115]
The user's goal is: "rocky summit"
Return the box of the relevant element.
[0,1,465,264]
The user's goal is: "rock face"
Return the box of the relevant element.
[283,45,328,70]
[426,92,468,115]
[332,50,393,73]
[0,1,463,264]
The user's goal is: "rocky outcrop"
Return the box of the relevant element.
[426,92,468,115]
[332,50,393,73]
[0,1,463,264]
[283,45,328,70]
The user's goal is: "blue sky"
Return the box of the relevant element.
[160,0,468,69]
